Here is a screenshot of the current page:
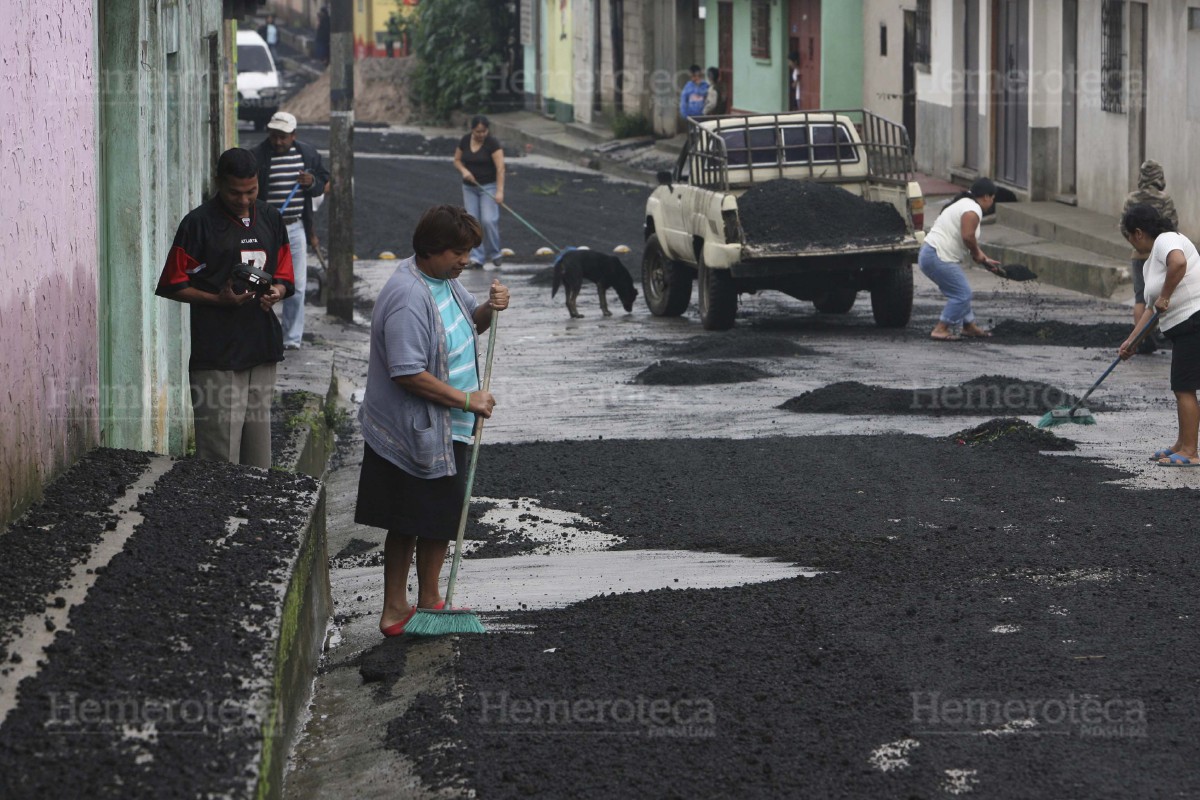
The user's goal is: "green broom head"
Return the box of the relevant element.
[1037,406,1096,429]
[404,607,486,637]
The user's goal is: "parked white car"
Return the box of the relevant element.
[236,30,279,130]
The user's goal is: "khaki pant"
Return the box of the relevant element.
[189,363,277,468]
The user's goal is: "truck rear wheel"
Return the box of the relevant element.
[698,257,738,331]
[813,287,857,314]
[870,263,914,328]
[642,233,693,317]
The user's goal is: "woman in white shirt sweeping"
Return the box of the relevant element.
[1119,203,1200,467]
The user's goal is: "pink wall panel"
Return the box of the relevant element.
[0,1,100,522]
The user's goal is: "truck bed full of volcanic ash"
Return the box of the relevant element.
[737,180,909,251]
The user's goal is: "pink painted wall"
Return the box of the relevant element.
[0,2,100,524]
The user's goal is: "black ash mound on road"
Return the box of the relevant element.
[665,333,818,360]
[990,320,1138,348]
[634,360,771,386]
[779,375,1089,415]
[952,417,1077,451]
[737,179,908,249]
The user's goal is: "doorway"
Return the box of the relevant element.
[718,1,733,111]
[963,0,979,169]
[789,0,821,110]
[902,10,916,144]
[1061,0,1077,198]
[1128,1,1147,189]
[993,0,1029,188]
[612,0,624,110]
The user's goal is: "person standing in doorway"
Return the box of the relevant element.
[788,51,801,110]
[703,66,727,115]
[155,148,294,468]
[918,177,1002,341]
[453,115,506,269]
[315,5,331,65]
[251,111,329,350]
[679,65,708,120]
[1121,159,1178,354]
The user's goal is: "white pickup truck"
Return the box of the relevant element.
[643,110,926,330]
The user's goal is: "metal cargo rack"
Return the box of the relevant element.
[684,109,916,193]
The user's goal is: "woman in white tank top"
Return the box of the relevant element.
[917,177,1002,341]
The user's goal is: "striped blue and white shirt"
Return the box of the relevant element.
[421,273,480,443]
[267,146,305,224]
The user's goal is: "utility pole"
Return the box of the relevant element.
[327,0,355,321]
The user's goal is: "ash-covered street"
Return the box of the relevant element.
[281,127,1200,799]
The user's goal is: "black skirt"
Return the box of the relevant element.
[1169,324,1200,392]
[354,440,469,539]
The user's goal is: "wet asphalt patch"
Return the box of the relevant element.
[990,320,1144,349]
[0,449,150,664]
[0,457,320,799]
[779,376,1096,416]
[632,360,772,386]
[383,436,1200,798]
[662,333,819,360]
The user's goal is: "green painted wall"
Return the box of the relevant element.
[99,0,228,455]
[820,0,863,108]
[703,0,789,113]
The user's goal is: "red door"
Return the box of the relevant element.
[789,0,821,109]
[719,2,733,111]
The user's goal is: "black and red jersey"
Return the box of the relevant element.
[156,196,295,371]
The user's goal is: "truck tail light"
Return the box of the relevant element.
[908,196,925,232]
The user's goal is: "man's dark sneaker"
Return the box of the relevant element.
[468,261,483,270]
[492,258,502,268]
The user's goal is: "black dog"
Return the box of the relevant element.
[551,249,639,319]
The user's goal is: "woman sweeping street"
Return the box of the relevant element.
[354,205,510,636]
[453,115,506,269]
[918,177,1002,341]
[1119,204,1200,467]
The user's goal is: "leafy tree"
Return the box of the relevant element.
[391,0,515,123]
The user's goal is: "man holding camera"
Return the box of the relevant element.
[156,147,294,468]
[250,111,328,350]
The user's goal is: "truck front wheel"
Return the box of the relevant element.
[698,257,738,331]
[642,233,693,317]
[870,263,914,328]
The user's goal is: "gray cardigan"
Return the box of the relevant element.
[358,257,480,478]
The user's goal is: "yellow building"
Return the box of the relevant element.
[355,0,416,57]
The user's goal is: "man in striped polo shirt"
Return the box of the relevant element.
[251,111,330,350]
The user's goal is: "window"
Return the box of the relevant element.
[719,125,860,167]
[1101,0,1125,112]
[750,1,771,60]
[915,0,931,65]
[880,24,888,57]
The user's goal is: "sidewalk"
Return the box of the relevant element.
[488,110,1129,301]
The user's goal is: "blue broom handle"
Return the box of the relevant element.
[279,181,302,216]
[444,312,500,607]
[1068,310,1161,414]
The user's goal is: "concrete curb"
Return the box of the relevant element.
[488,117,655,187]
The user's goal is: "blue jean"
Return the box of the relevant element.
[280,220,307,347]
[461,183,501,264]
[918,243,974,325]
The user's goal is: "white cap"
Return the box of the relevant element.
[266,111,297,133]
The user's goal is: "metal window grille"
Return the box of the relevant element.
[750,1,770,59]
[915,0,931,65]
[1101,0,1125,113]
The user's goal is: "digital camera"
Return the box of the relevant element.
[231,262,273,296]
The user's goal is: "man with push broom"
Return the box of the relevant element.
[354,206,510,636]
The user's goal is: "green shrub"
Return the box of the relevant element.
[391,0,515,123]
[611,112,653,139]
